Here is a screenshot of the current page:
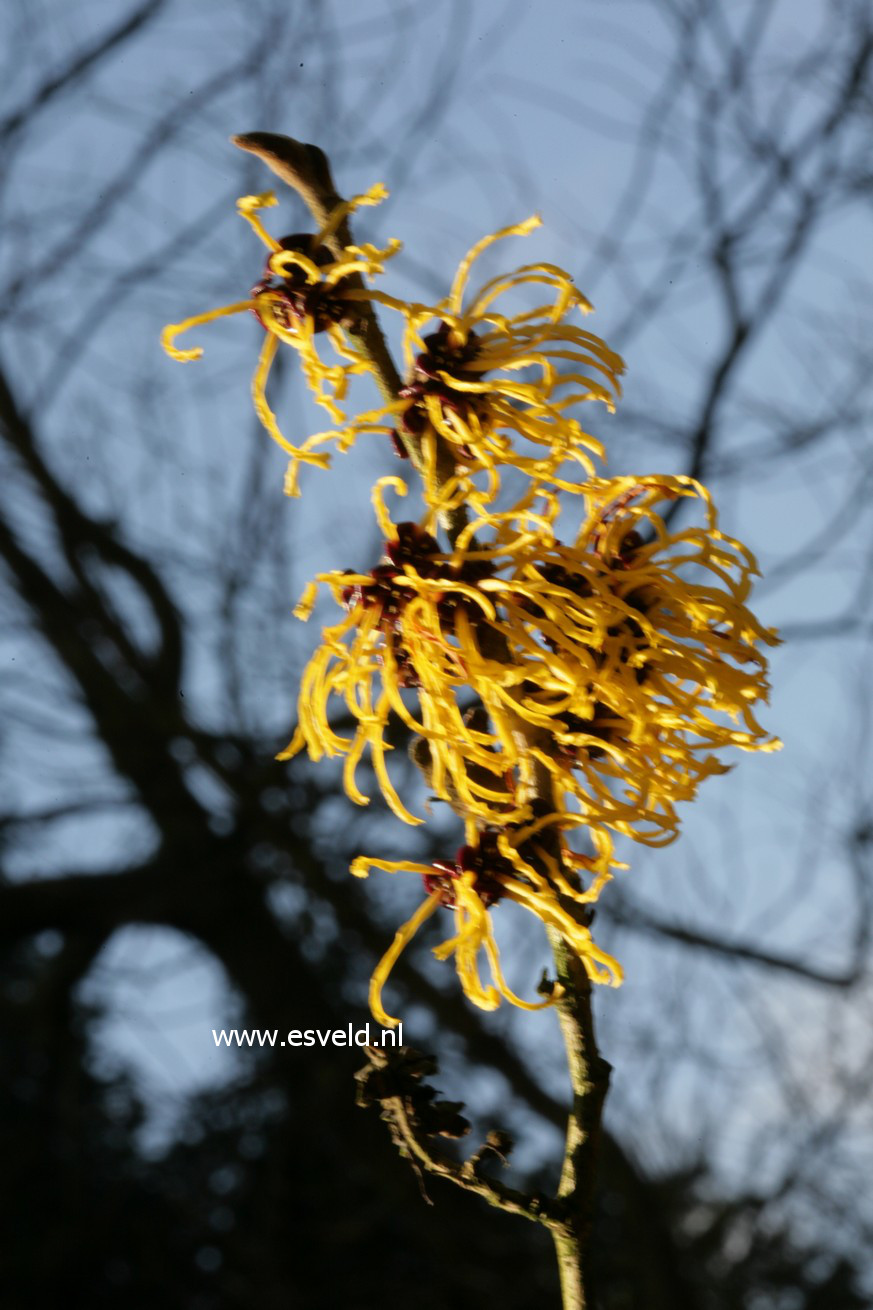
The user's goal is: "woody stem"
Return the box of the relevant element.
[236,132,608,1309]
[548,930,611,1310]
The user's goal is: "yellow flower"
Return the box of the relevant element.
[161,186,401,494]
[298,215,625,510]
[281,477,558,835]
[284,475,778,866]
[467,474,782,850]
[351,827,622,1027]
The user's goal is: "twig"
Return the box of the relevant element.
[548,931,612,1310]
[356,1045,551,1223]
[238,132,610,1309]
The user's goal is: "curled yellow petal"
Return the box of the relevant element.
[161,300,255,362]
[369,891,442,1028]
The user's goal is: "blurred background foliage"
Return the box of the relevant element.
[1,1,871,1306]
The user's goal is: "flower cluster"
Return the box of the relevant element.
[161,186,401,494]
[285,474,778,915]
[163,179,779,1026]
[352,827,622,1029]
[163,191,623,504]
[305,214,625,510]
